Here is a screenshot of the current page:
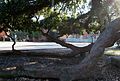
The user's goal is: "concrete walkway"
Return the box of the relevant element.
[0,42,91,51]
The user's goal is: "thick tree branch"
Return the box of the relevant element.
[41,29,93,55]
[1,17,120,81]
[65,17,120,80]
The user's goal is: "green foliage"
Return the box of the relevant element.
[0,0,86,31]
[0,0,117,37]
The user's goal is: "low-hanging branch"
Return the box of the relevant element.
[1,18,120,81]
[41,29,93,56]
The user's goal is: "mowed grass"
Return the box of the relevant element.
[105,48,120,56]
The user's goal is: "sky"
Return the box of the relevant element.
[32,0,91,21]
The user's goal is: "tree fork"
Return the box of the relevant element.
[6,17,119,81]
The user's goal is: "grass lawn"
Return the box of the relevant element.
[105,48,120,56]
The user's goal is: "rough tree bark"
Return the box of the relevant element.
[36,17,120,81]
[43,18,118,80]
[61,18,120,81]
[2,17,119,81]
[41,29,93,56]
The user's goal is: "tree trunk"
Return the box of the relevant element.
[5,31,16,51]
[111,56,120,68]
[67,18,120,80]
[33,18,120,80]
[1,18,120,81]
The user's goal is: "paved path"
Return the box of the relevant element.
[0,42,91,51]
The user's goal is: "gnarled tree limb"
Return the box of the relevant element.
[41,29,93,56]
[61,17,120,80]
[4,17,119,81]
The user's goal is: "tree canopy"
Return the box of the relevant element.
[0,0,119,34]
[0,0,120,81]
[0,0,120,50]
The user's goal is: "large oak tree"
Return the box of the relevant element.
[0,0,120,81]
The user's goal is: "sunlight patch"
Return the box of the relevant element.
[3,67,16,71]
